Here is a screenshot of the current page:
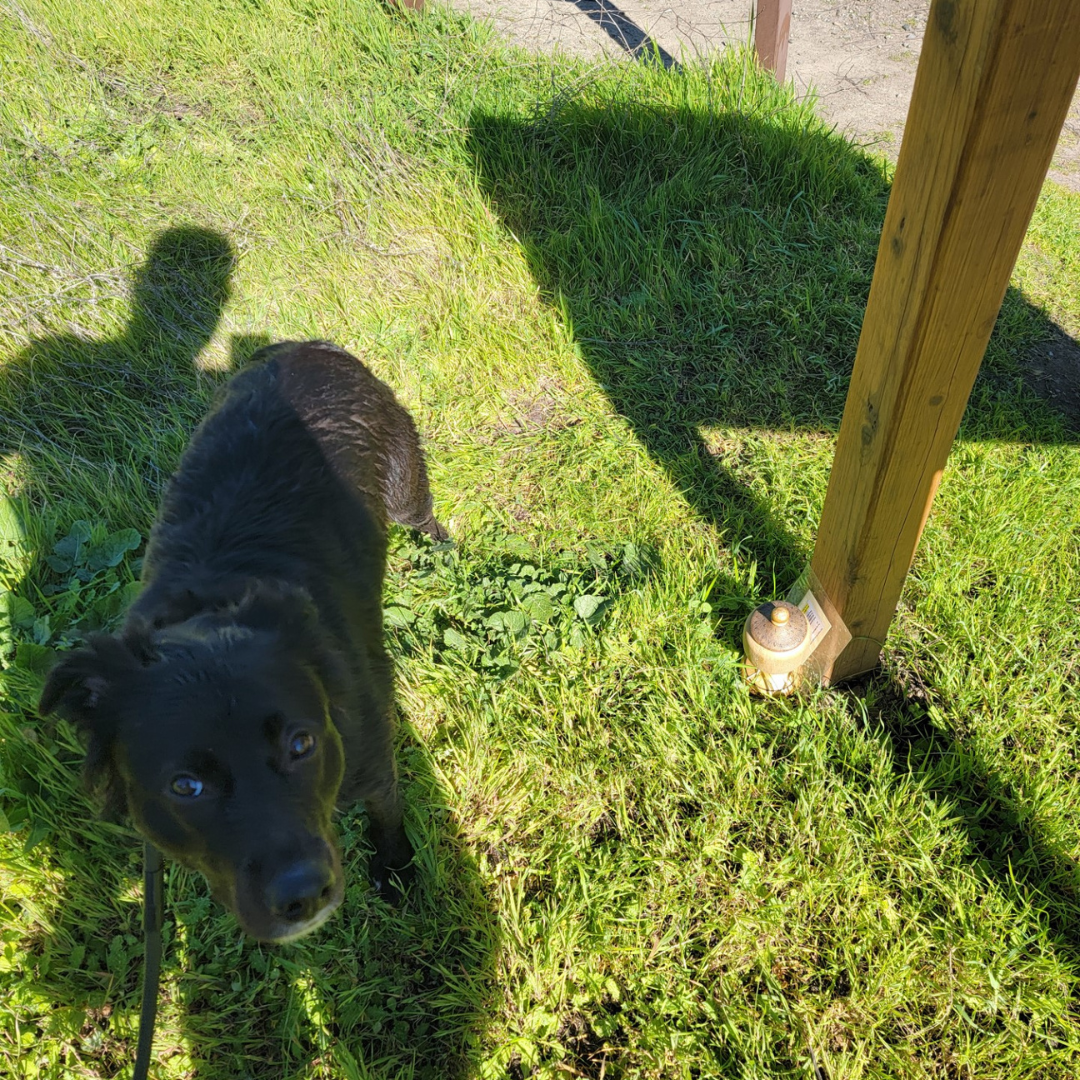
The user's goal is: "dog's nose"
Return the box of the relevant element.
[265,861,335,924]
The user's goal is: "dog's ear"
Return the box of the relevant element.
[39,635,139,816]
[38,635,137,722]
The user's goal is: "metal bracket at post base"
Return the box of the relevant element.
[783,566,877,687]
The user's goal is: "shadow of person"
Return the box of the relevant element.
[2,226,498,1077]
[0,224,239,1075]
[0,226,238,527]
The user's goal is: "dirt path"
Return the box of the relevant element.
[447,0,1080,189]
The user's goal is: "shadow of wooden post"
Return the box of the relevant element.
[808,0,1080,683]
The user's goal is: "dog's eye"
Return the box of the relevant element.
[170,774,204,798]
[288,732,315,760]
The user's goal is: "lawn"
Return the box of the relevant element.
[1,0,1079,1077]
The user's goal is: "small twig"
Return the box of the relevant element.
[0,243,64,276]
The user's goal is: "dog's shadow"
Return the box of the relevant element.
[1,229,497,1077]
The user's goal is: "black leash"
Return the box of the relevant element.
[133,842,165,1080]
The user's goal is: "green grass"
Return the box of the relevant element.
[2,0,1079,1077]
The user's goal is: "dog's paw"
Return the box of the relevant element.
[371,859,415,906]
[423,516,449,543]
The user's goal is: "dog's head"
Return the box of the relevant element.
[39,584,350,943]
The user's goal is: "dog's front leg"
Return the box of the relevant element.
[364,777,414,904]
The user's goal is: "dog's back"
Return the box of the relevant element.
[131,341,442,636]
[272,342,444,539]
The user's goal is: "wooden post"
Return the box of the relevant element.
[809,0,1080,684]
[755,0,792,82]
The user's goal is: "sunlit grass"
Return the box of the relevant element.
[1,0,1078,1077]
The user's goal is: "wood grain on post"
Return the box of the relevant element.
[754,0,792,81]
[810,0,1080,683]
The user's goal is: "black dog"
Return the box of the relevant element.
[40,341,446,942]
